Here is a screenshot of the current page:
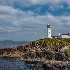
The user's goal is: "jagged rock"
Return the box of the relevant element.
[0,39,70,61]
[55,52,64,61]
[33,67,44,70]
[33,62,70,70]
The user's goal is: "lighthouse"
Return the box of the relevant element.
[47,24,51,38]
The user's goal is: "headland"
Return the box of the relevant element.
[0,38,70,70]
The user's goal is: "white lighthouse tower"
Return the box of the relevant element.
[47,24,51,38]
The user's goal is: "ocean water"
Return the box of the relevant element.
[0,44,20,48]
[0,57,43,70]
[0,41,31,48]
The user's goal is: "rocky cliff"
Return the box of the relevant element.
[0,38,70,60]
[0,38,70,70]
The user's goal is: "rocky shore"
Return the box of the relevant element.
[34,61,70,70]
[0,38,70,70]
[0,47,24,57]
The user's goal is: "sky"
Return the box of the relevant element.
[0,0,70,41]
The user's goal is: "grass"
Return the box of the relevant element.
[37,38,70,55]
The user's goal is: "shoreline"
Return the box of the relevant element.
[0,38,70,70]
[0,55,70,65]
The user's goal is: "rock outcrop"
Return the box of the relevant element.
[0,38,70,70]
[0,47,24,57]
[33,62,70,70]
[0,39,70,60]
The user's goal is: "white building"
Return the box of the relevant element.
[61,33,70,38]
[47,24,51,38]
[47,24,70,38]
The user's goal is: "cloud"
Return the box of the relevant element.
[0,26,21,34]
[0,0,70,7]
[0,4,70,40]
[1,1,70,19]
[0,5,18,15]
[0,0,70,13]
[0,5,70,29]
[30,0,61,5]
[0,37,6,40]
[0,6,70,28]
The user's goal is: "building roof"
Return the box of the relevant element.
[62,33,69,36]
[51,36,60,38]
[51,36,59,37]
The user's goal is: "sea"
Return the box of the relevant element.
[0,57,43,70]
[0,41,43,70]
